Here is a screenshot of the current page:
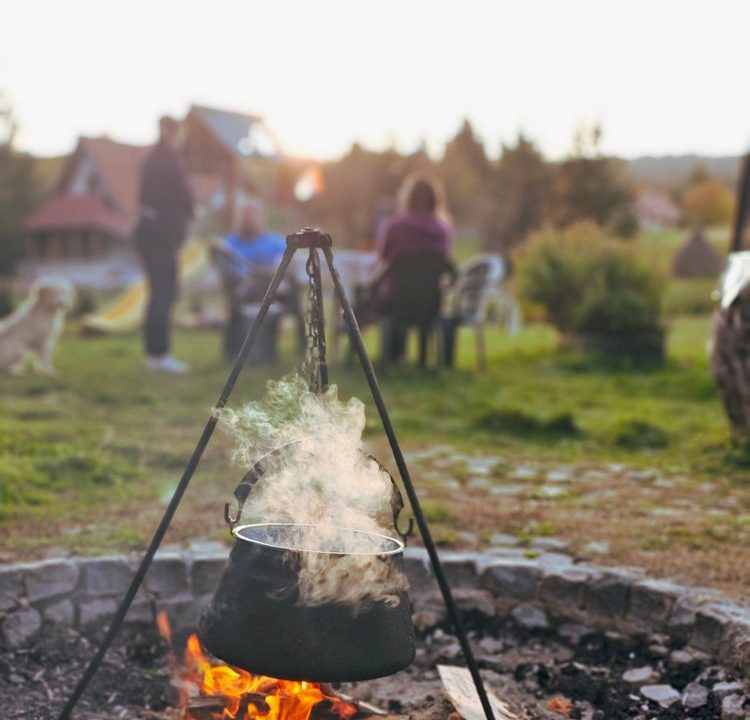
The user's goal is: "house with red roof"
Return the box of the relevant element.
[25,136,150,261]
[21,105,315,287]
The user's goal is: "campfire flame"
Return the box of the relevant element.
[157,612,357,720]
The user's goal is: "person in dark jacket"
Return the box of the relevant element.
[135,117,193,373]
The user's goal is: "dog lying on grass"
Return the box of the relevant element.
[0,277,75,374]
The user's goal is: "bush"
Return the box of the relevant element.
[518,222,664,337]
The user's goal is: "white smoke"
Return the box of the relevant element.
[216,375,408,608]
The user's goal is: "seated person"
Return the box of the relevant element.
[222,200,286,300]
[217,200,288,362]
[373,174,455,364]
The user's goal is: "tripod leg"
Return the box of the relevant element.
[321,247,496,720]
[56,247,296,720]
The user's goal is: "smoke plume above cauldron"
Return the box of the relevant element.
[216,375,408,609]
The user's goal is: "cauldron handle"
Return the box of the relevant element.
[225,464,265,528]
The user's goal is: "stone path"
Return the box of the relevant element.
[395,444,750,601]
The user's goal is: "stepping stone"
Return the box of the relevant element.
[489,533,519,547]
[546,468,573,483]
[489,484,525,496]
[583,541,610,555]
[530,537,570,552]
[535,485,567,499]
[509,465,538,481]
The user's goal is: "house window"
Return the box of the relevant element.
[36,233,50,259]
[81,230,92,257]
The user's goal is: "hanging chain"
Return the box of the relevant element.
[303,248,327,393]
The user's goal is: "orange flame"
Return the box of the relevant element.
[158,612,357,720]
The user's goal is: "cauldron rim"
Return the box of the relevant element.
[231,522,405,557]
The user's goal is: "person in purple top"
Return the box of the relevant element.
[373,174,455,364]
[376,174,452,267]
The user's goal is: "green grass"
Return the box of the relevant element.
[0,228,747,594]
[0,314,742,533]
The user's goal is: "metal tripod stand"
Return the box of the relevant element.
[57,229,496,720]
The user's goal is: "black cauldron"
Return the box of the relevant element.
[198,452,415,682]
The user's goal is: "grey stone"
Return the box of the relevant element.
[484,547,527,559]
[124,600,154,625]
[467,477,491,490]
[535,485,567,499]
[721,694,747,720]
[510,603,549,631]
[403,547,433,592]
[79,598,117,627]
[585,569,633,617]
[0,567,21,611]
[24,559,79,603]
[191,553,229,596]
[480,558,543,600]
[668,594,699,637]
[452,588,496,618]
[81,556,132,597]
[144,553,188,596]
[466,458,499,475]
[692,605,730,654]
[488,533,519,547]
[681,683,709,709]
[439,552,479,588]
[713,682,744,700]
[557,623,594,646]
[43,598,75,625]
[545,468,572,483]
[530,537,570,552]
[158,595,202,632]
[539,566,594,609]
[1,608,42,648]
[488,484,525,496]
[536,552,574,568]
[509,465,537,481]
[640,684,680,708]
[669,648,696,665]
[647,644,669,659]
[622,666,658,685]
[628,578,682,627]
[582,541,610,555]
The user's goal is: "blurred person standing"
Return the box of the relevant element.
[135,117,193,373]
[375,174,455,364]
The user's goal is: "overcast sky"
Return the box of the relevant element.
[3,0,750,160]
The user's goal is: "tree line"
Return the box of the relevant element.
[301,120,734,252]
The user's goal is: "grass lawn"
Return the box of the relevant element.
[1,309,748,599]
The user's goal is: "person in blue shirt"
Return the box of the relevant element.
[222,200,285,275]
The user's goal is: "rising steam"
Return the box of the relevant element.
[216,375,408,608]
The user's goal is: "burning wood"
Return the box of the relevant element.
[158,612,358,720]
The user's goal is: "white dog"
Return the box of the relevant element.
[0,277,75,374]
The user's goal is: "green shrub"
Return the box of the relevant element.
[518,222,664,336]
[611,419,670,449]
[476,407,581,438]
